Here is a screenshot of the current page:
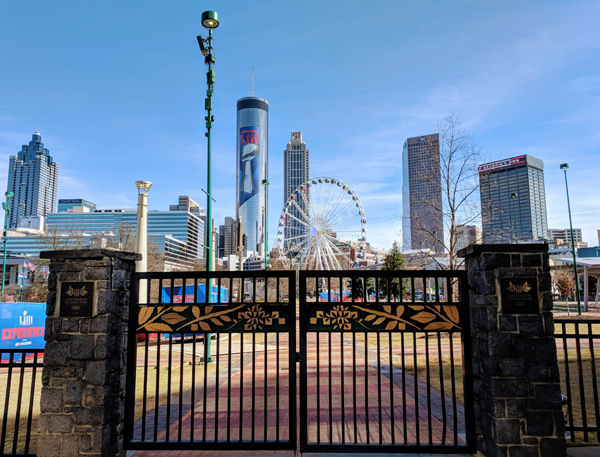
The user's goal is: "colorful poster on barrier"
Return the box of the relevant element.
[0,302,46,361]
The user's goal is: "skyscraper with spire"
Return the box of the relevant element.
[283,131,309,248]
[7,131,59,228]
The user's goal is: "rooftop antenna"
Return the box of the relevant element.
[252,65,254,96]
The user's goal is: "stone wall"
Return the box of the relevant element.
[37,249,140,457]
[459,244,566,457]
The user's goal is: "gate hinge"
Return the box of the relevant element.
[296,352,300,363]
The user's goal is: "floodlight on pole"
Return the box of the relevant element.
[2,191,14,301]
[560,163,582,315]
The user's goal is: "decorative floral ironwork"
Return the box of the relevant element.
[137,304,287,333]
[308,303,461,332]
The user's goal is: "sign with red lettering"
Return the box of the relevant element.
[0,302,46,361]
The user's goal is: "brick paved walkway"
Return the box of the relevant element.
[129,329,467,456]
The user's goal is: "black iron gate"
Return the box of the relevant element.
[299,269,476,454]
[124,270,296,452]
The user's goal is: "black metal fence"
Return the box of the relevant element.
[554,319,600,444]
[0,349,44,457]
[298,270,475,454]
[124,270,297,452]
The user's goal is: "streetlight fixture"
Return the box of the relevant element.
[560,163,582,315]
[262,179,269,270]
[510,192,519,244]
[2,191,14,301]
[198,11,219,363]
[197,11,219,274]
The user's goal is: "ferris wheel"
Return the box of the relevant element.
[276,177,367,270]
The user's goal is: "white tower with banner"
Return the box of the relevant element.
[236,96,269,254]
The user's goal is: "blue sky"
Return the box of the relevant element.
[1,0,599,249]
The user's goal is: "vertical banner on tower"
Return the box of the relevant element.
[239,126,260,206]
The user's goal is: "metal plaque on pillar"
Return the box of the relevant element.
[59,281,95,317]
[500,277,539,314]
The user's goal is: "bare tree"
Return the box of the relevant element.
[38,225,87,251]
[399,113,489,270]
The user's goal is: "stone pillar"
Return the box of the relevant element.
[37,249,140,457]
[460,244,566,457]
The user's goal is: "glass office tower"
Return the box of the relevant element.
[402,134,444,252]
[7,131,59,228]
[479,155,548,243]
[283,131,309,249]
[236,96,268,253]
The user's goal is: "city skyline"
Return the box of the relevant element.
[1,1,599,249]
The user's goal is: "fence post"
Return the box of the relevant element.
[460,244,566,457]
[37,249,139,457]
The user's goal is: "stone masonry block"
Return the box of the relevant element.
[65,379,84,405]
[71,334,95,359]
[84,267,111,281]
[518,315,543,337]
[61,434,80,457]
[491,378,527,398]
[521,254,541,267]
[96,289,118,314]
[508,446,538,457]
[511,254,521,267]
[48,414,73,433]
[61,319,80,333]
[499,315,518,332]
[526,410,554,436]
[493,358,525,377]
[44,341,69,366]
[36,434,62,457]
[494,418,522,444]
[482,253,511,270]
[539,438,567,457]
[40,387,64,413]
[85,360,108,386]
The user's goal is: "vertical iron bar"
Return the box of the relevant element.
[191,333,196,442]
[575,323,589,441]
[0,352,13,453]
[449,332,458,445]
[365,331,370,444]
[276,332,280,443]
[154,335,161,442]
[178,334,184,442]
[377,332,383,445]
[252,332,256,443]
[588,322,600,440]
[341,327,345,445]
[166,334,173,442]
[414,331,420,445]
[142,338,149,441]
[11,353,27,455]
[437,332,447,444]
[401,334,407,444]
[562,322,575,441]
[328,332,333,444]
[227,333,232,443]
[202,333,209,442]
[215,333,220,442]
[353,332,357,445]
[425,333,432,444]
[317,332,321,444]
[24,353,39,455]
[263,331,267,442]
[389,332,395,445]
[240,334,244,442]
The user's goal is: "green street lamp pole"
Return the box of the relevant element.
[198,10,219,362]
[262,179,269,270]
[560,163,582,316]
[2,191,14,301]
[510,192,519,244]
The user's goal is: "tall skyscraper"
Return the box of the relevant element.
[283,131,309,248]
[7,131,59,228]
[218,217,236,258]
[455,224,482,251]
[236,96,268,253]
[479,155,548,243]
[402,133,444,252]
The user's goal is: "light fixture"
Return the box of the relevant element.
[560,163,569,170]
[202,11,219,29]
[197,36,206,56]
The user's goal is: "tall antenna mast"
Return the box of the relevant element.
[252,65,254,96]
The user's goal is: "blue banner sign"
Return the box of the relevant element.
[1,302,46,361]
